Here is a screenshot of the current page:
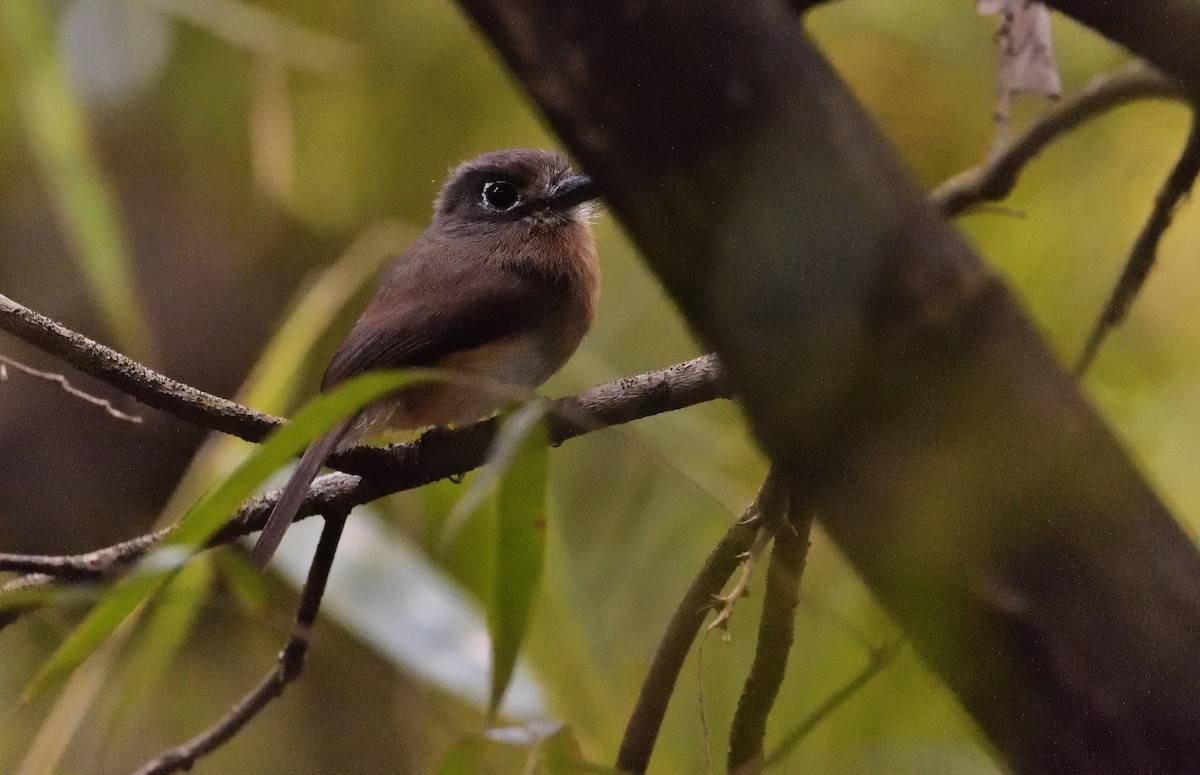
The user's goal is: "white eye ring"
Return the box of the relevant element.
[481,180,520,211]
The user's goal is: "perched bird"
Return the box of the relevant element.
[250,149,600,567]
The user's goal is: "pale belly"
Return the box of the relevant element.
[345,335,558,442]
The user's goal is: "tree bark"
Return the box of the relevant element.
[453,1,1200,772]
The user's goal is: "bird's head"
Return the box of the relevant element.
[431,149,598,234]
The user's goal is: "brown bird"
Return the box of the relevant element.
[250,149,600,568]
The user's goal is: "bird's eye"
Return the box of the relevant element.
[481,180,520,211]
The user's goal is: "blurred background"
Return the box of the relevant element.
[1,0,1197,772]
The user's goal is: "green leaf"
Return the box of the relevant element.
[213,548,269,613]
[21,569,159,704]
[424,472,495,603]
[105,557,215,729]
[170,369,422,548]
[22,369,425,702]
[487,403,550,719]
[15,621,126,775]
[0,0,153,359]
[435,736,486,775]
[440,400,547,550]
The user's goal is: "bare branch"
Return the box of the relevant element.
[1076,115,1200,372]
[0,292,280,442]
[0,354,729,624]
[129,510,348,775]
[454,0,1200,769]
[0,526,173,580]
[616,466,785,775]
[0,353,142,422]
[727,478,815,774]
[932,62,1182,217]
[0,290,728,475]
[925,59,1198,373]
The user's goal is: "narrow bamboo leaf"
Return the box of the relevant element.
[43,237,406,748]
[271,513,547,718]
[424,473,495,604]
[0,0,153,358]
[21,570,158,703]
[105,557,214,727]
[487,404,550,719]
[435,735,486,775]
[23,369,423,702]
[213,548,269,613]
[168,369,422,547]
[441,400,548,550]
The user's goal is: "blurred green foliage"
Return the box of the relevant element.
[0,0,154,359]
[2,1,1200,774]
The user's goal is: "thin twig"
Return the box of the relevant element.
[129,510,348,775]
[0,354,142,422]
[932,62,1182,217]
[762,639,905,769]
[0,527,173,580]
[727,479,815,774]
[615,466,786,775]
[1076,115,1200,372]
[0,292,280,442]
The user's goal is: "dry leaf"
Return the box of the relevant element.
[978,1,1061,153]
[978,0,1061,98]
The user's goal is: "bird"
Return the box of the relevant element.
[250,149,601,568]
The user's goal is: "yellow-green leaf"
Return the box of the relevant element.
[487,403,550,719]
[104,557,215,730]
[213,548,269,613]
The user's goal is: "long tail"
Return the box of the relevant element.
[250,419,352,569]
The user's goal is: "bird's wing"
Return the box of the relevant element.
[320,240,560,390]
[252,244,559,569]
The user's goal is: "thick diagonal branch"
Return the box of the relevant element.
[454,2,1200,772]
